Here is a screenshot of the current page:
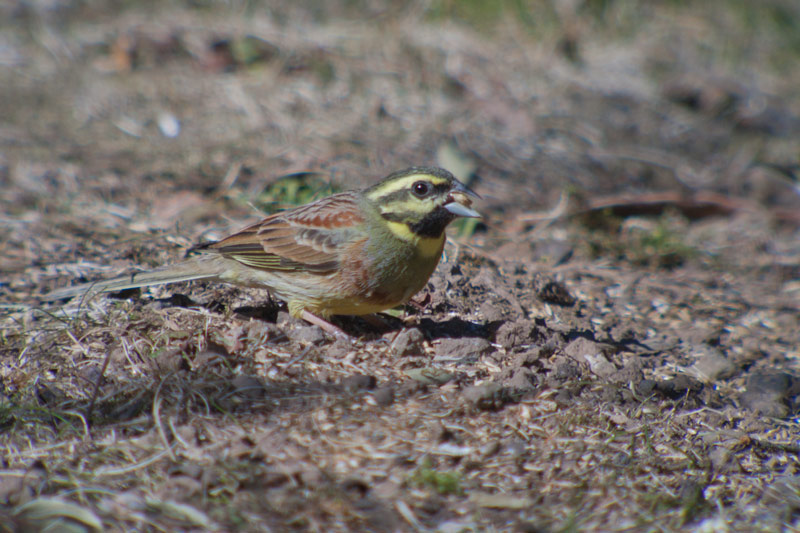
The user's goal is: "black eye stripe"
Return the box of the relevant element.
[432,182,451,195]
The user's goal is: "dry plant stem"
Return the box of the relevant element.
[85,349,113,427]
[153,375,177,462]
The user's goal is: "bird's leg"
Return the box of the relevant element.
[299,310,351,341]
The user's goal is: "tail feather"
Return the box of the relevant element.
[42,257,224,302]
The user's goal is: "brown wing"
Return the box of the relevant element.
[206,191,365,273]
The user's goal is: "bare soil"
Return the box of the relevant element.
[2,1,800,531]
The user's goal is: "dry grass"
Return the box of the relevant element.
[2,1,800,531]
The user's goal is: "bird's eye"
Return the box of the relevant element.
[412,181,430,197]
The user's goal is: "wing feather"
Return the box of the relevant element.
[206,191,364,273]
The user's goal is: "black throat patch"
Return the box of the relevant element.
[382,206,455,238]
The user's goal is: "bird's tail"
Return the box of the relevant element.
[42,256,226,302]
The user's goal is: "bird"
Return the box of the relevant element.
[43,166,481,338]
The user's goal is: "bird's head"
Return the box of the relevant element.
[365,167,480,243]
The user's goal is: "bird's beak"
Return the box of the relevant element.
[445,181,481,218]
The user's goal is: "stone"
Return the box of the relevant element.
[372,385,395,406]
[689,346,738,382]
[739,372,795,417]
[504,367,537,393]
[609,357,645,385]
[654,375,704,399]
[462,382,509,410]
[495,320,536,350]
[390,328,426,357]
[434,337,493,362]
[341,374,377,392]
[287,325,325,345]
[547,358,583,386]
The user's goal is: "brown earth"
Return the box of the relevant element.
[2,1,800,531]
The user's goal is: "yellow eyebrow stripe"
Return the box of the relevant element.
[366,174,449,201]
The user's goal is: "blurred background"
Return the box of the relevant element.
[4,0,800,279]
[3,0,799,207]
